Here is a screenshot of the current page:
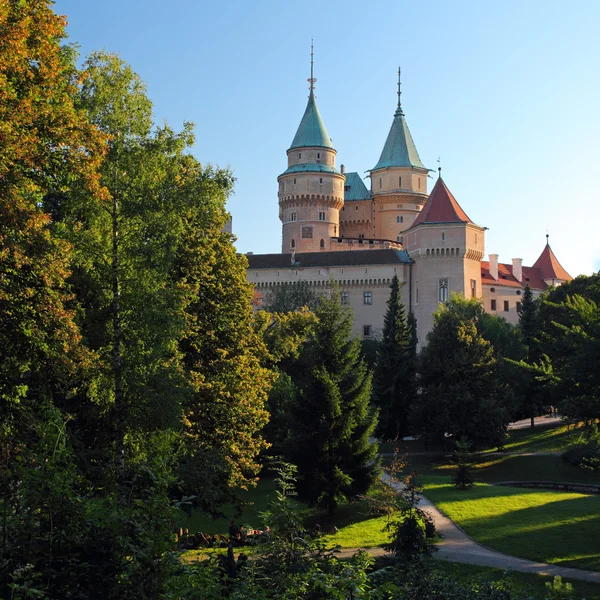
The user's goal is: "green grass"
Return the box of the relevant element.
[178,477,395,552]
[485,421,587,454]
[431,561,600,600]
[423,476,600,571]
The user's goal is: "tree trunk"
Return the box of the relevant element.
[112,191,125,500]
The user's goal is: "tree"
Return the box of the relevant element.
[452,437,475,490]
[287,288,380,514]
[264,281,319,313]
[373,275,416,440]
[412,295,510,449]
[175,174,276,502]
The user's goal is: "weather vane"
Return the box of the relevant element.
[437,156,441,177]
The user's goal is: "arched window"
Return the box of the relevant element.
[291,239,295,248]
[397,215,403,223]
[320,238,325,248]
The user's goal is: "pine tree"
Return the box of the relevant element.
[518,284,542,427]
[373,275,415,440]
[288,287,380,514]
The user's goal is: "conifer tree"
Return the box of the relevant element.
[288,288,380,514]
[373,275,416,440]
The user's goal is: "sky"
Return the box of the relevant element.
[53,0,600,276]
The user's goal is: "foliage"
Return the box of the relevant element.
[413,295,511,449]
[452,437,476,490]
[384,461,435,561]
[264,280,319,313]
[562,439,600,470]
[544,576,576,600]
[286,287,380,514]
[373,276,416,440]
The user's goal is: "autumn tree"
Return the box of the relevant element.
[286,288,380,514]
[373,275,416,440]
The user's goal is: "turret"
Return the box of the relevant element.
[532,235,572,286]
[277,46,345,253]
[369,69,429,242]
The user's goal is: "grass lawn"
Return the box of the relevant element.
[423,476,600,571]
[432,560,600,600]
[484,421,588,454]
[178,476,395,552]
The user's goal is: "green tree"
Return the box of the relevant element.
[413,295,510,449]
[264,280,319,313]
[373,275,416,440]
[287,288,380,514]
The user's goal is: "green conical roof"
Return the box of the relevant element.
[289,91,334,150]
[371,106,425,171]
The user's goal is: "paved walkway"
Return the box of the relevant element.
[344,473,600,584]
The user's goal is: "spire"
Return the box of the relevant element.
[410,177,472,227]
[532,237,572,282]
[308,39,316,94]
[289,43,333,150]
[396,67,403,116]
[371,69,426,171]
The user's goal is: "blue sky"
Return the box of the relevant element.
[53,0,600,276]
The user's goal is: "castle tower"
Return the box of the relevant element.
[404,176,485,343]
[369,69,430,243]
[532,236,572,286]
[277,48,345,253]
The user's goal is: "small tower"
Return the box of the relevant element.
[532,235,572,286]
[369,68,430,243]
[277,46,345,253]
[404,176,485,342]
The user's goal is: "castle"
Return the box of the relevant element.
[246,63,571,345]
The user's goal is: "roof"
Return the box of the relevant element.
[481,261,547,290]
[371,107,426,171]
[532,242,572,282]
[247,249,411,270]
[289,92,333,150]
[410,177,472,227]
[343,172,370,201]
[280,163,340,176]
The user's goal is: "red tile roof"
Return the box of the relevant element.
[481,261,547,290]
[411,177,472,227]
[532,243,572,282]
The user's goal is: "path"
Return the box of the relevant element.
[340,473,600,584]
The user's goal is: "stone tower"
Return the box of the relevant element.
[369,69,430,243]
[277,51,345,254]
[404,176,485,342]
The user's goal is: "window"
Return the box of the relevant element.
[301,226,313,239]
[290,211,297,221]
[341,291,349,305]
[399,176,402,188]
[298,153,301,159]
[355,205,359,211]
[396,215,404,223]
[293,178,296,184]
[318,211,325,221]
[364,291,373,305]
[320,238,325,248]
[317,152,320,159]
[379,178,382,189]
[344,185,350,192]
[491,299,497,311]
[397,236,403,243]
[418,178,421,189]
[442,231,445,241]
[470,279,476,299]
[516,301,522,313]
[334,225,337,235]
[439,278,449,302]
[291,239,295,249]
[363,325,372,337]
[504,300,509,312]
[416,288,419,304]
[358,234,364,241]
[319,177,323,184]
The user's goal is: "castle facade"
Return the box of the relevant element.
[246,68,571,345]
